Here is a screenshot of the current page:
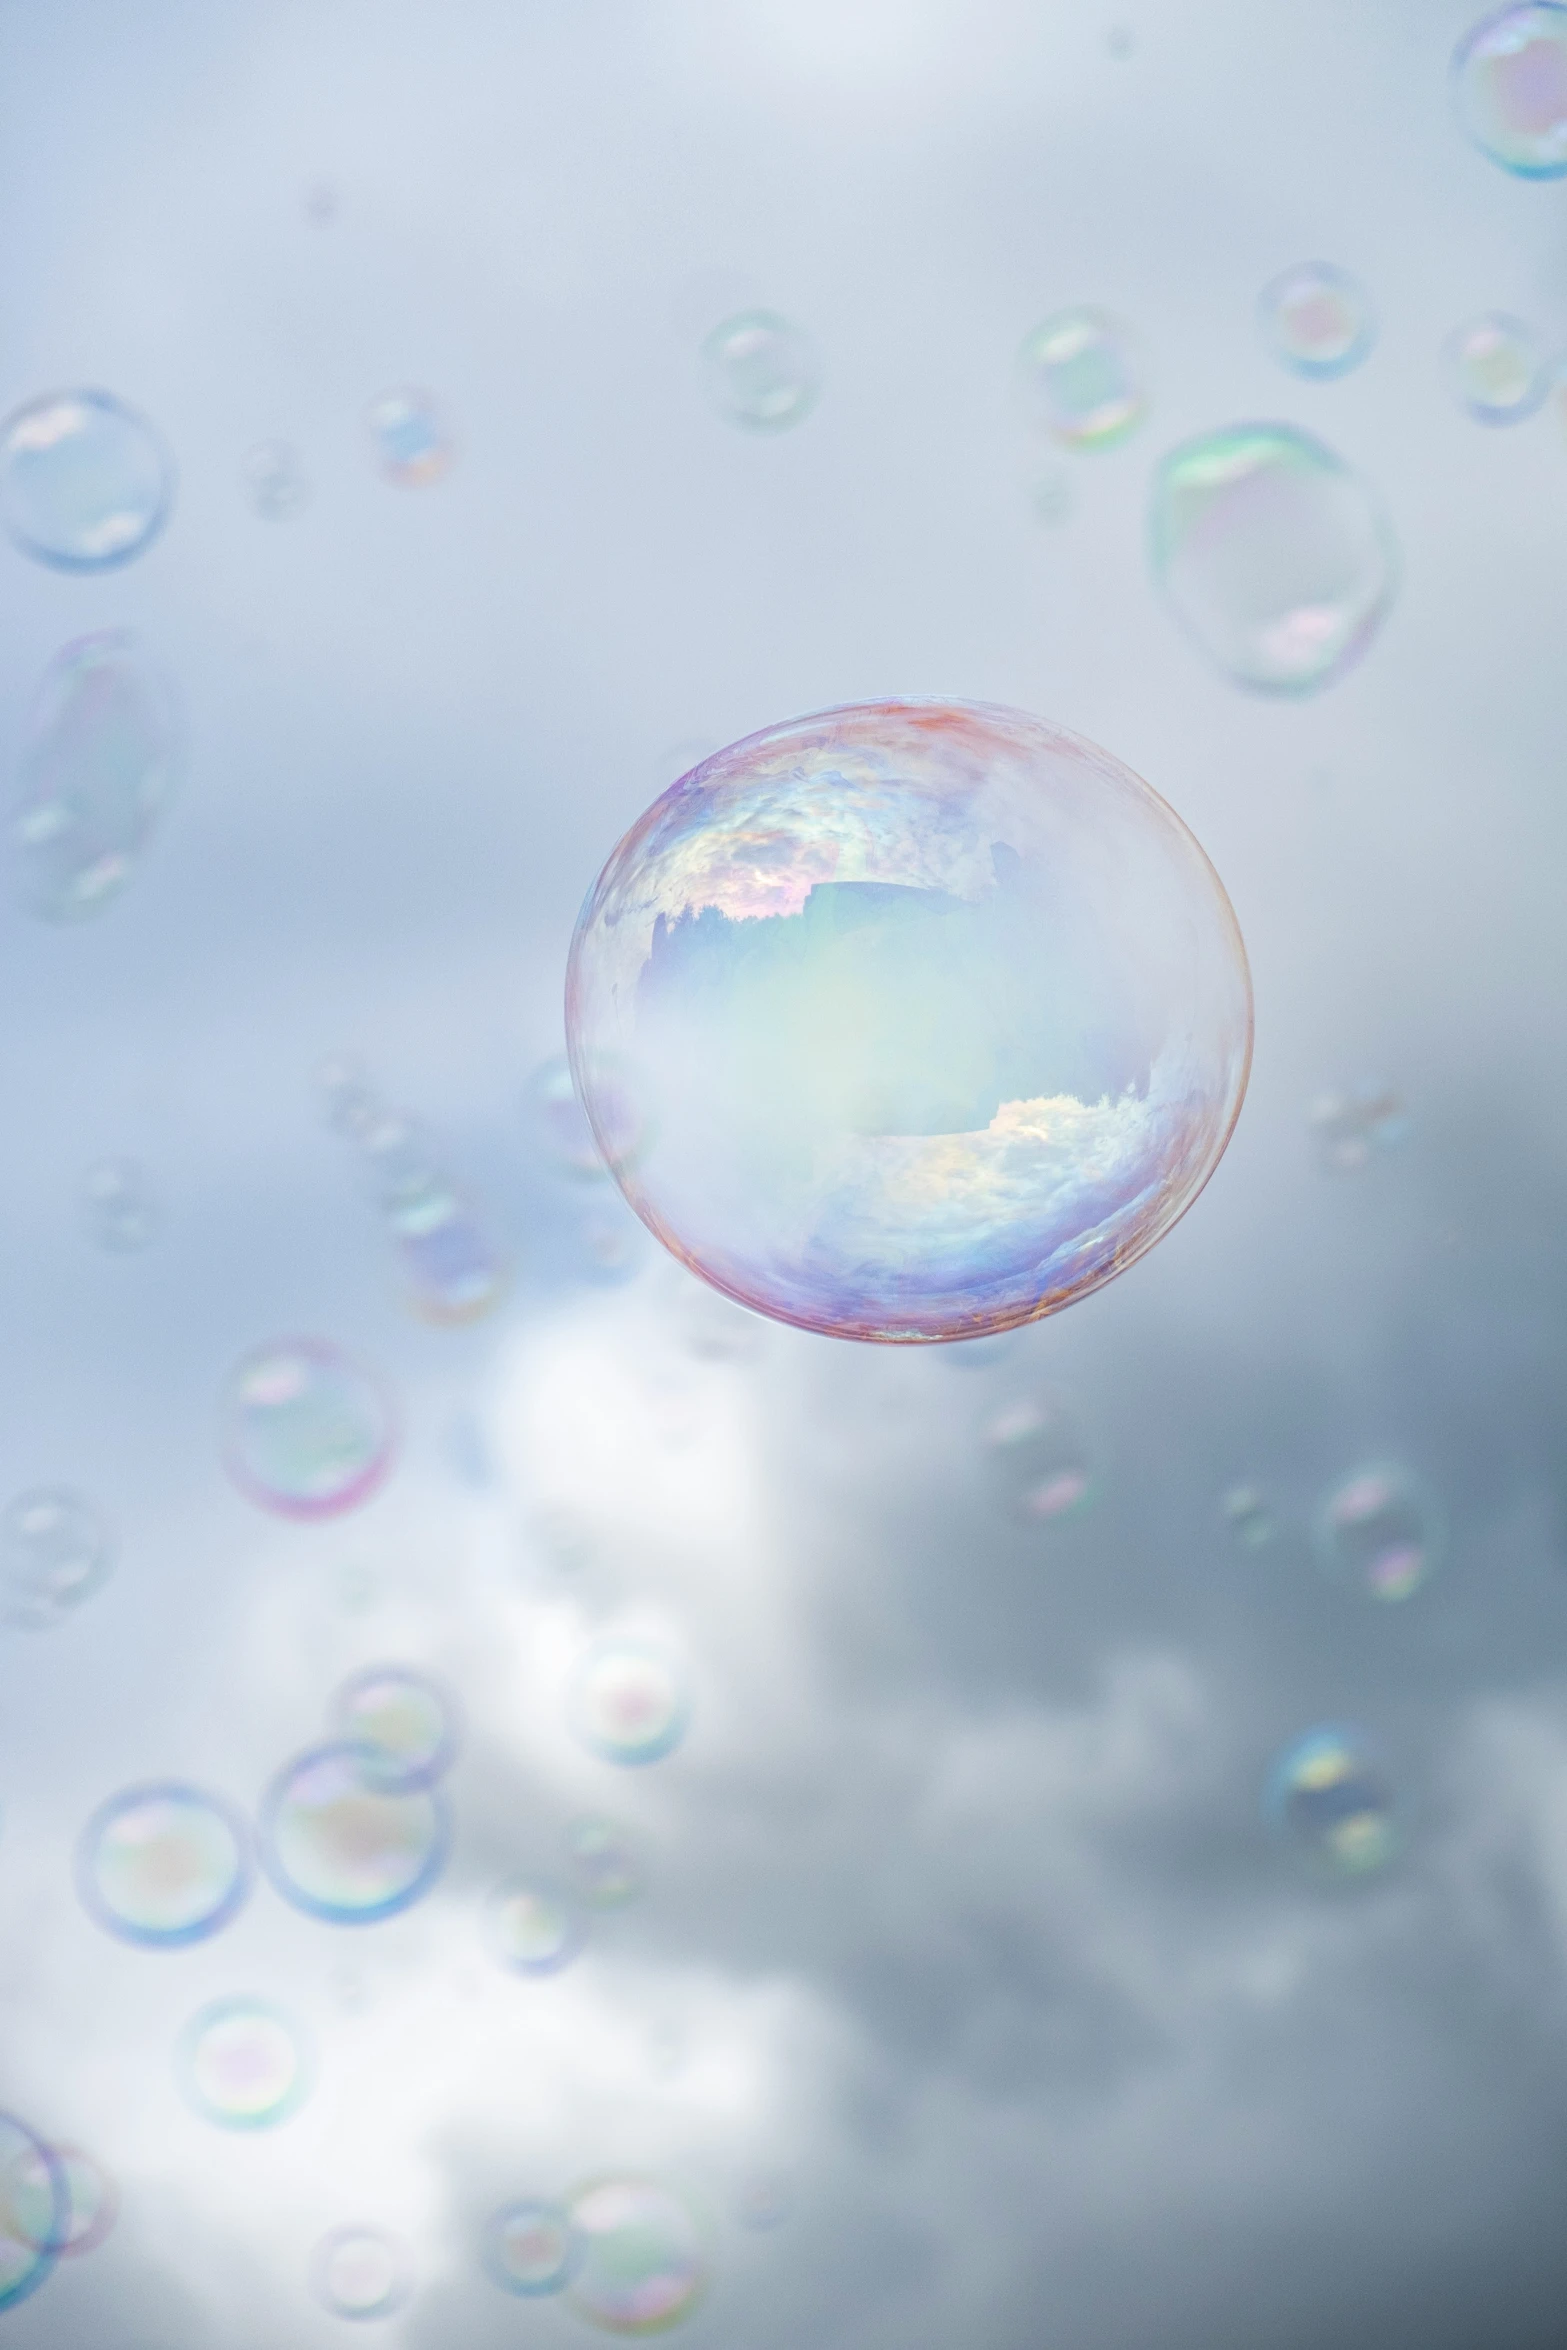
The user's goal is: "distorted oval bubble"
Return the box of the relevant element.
[567,701,1251,1342]
[1221,1483,1277,1550]
[176,1997,310,2130]
[1444,311,1549,423]
[1149,424,1397,694]
[0,1486,113,1630]
[564,1814,645,1907]
[333,1665,459,1790]
[0,389,173,569]
[0,2118,65,2313]
[310,2225,413,2320]
[221,1338,396,1519]
[15,632,180,922]
[483,2198,581,2296]
[1258,262,1375,379]
[242,438,309,519]
[565,2177,707,2335]
[259,1742,450,1924]
[1454,3,1567,175]
[983,1395,1097,1522]
[366,386,453,485]
[80,1155,159,1252]
[569,1638,691,1766]
[484,1876,587,1975]
[7,2142,116,2260]
[76,1783,251,1947]
[1017,307,1145,448]
[702,311,820,433]
[1314,1464,1443,1602]
[1266,1724,1399,1879]
[526,1052,646,1180]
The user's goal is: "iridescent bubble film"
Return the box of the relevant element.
[80,1155,159,1251]
[702,312,819,433]
[1454,3,1567,175]
[567,701,1251,1342]
[260,1743,450,1925]
[1017,308,1145,448]
[176,1996,310,2130]
[366,387,453,485]
[221,1339,396,1519]
[482,2197,580,2295]
[1149,425,1397,695]
[526,1052,645,1180]
[0,1486,113,1630]
[565,2177,707,2336]
[242,438,309,519]
[333,1665,458,1789]
[1267,1725,1399,1879]
[0,389,173,569]
[76,1783,251,1947]
[1444,311,1548,423]
[10,2145,117,2258]
[1258,262,1375,379]
[0,2117,63,2312]
[15,632,180,921]
[1315,1465,1443,1602]
[310,2225,413,2320]
[484,1876,587,1974]
[983,1395,1097,1521]
[569,1638,691,1765]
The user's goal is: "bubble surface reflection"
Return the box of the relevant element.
[222,1340,395,1519]
[0,390,173,569]
[1267,1724,1398,1879]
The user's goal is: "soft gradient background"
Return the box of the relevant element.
[0,2,1565,2345]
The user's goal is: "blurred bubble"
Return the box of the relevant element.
[569,1638,691,1766]
[1444,311,1548,423]
[0,389,173,569]
[1315,1464,1443,1602]
[260,1743,450,1924]
[984,1395,1097,1522]
[568,701,1251,1342]
[76,1783,251,1947]
[176,1996,310,2130]
[483,2200,580,2296]
[80,1155,159,1252]
[484,1876,587,1975]
[1266,1724,1399,1879]
[1221,1483,1277,1550]
[564,1815,646,1907]
[321,1064,507,1322]
[1454,3,1567,175]
[0,2118,63,2312]
[366,387,453,485]
[702,312,820,432]
[734,2170,793,2231]
[1149,423,1397,694]
[1017,308,1145,448]
[527,1052,645,1181]
[1309,1081,1409,1174]
[222,1339,396,1519]
[7,2143,116,2260]
[333,1665,459,1789]
[566,2178,706,2335]
[1258,262,1375,379]
[15,631,181,921]
[0,1487,113,1630]
[310,2226,413,2320]
[242,439,309,519]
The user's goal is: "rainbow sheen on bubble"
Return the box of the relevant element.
[0,1487,113,1630]
[483,2198,580,2295]
[81,1155,159,1251]
[1315,1465,1442,1603]
[569,1639,690,1766]
[5,2142,116,2262]
[1018,307,1145,449]
[1258,262,1375,379]
[333,1665,458,1789]
[983,1394,1097,1521]
[565,2178,707,2336]
[1266,1724,1399,1879]
[15,632,180,921]
[567,702,1251,1342]
[702,312,820,432]
[0,2117,64,2312]
[259,1743,450,1924]
[76,1783,251,1947]
[310,2225,413,2320]
[484,1877,587,1974]
[1454,3,1567,175]
[222,1339,395,1519]
[565,1815,646,1907]
[1445,312,1548,423]
[1150,425,1397,695]
[0,390,173,570]
[366,387,452,485]
[176,1997,310,2130]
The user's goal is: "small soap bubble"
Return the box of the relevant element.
[1018,307,1145,448]
[222,1339,396,1519]
[702,312,820,433]
[333,1665,459,1789]
[484,2198,580,2296]
[260,1743,450,1924]
[1266,1724,1398,1879]
[0,2118,64,2313]
[1444,311,1549,423]
[984,1396,1097,1522]
[527,1053,645,1181]
[1454,3,1567,176]
[80,1156,159,1252]
[569,1638,691,1766]
[1315,1464,1442,1602]
[0,390,174,570]
[0,1487,113,1630]
[1221,1483,1277,1549]
[566,2177,707,2335]
[76,1783,251,1947]
[565,1814,645,1907]
[323,1070,507,1322]
[8,2143,116,2260]
[484,1876,587,1975]
[1259,262,1375,380]
[176,1996,310,2130]
[366,387,453,485]
[310,2226,413,2321]
[1309,1082,1408,1174]
[1149,423,1397,694]
[15,632,180,922]
[242,438,309,519]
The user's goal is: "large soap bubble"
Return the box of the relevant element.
[0,390,173,570]
[1454,3,1567,176]
[566,702,1251,1343]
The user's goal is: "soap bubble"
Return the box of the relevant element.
[80,1155,159,1251]
[333,1665,459,1789]
[366,387,452,485]
[483,2200,580,2296]
[176,1996,310,2129]
[222,1339,396,1519]
[77,1783,251,1947]
[322,1067,507,1321]
[565,2178,707,2335]
[1150,424,1397,695]
[259,1743,450,1924]
[567,701,1251,1342]
[1017,308,1145,448]
[1315,1465,1442,1602]
[310,2225,413,2320]
[0,2118,64,2312]
[527,1053,645,1180]
[702,312,819,432]
[0,390,173,569]
[569,1638,691,1765]
[15,632,180,921]
[1221,1483,1277,1549]
[1258,262,1375,379]
[1266,1724,1398,1879]
[1309,1081,1409,1173]
[6,2143,116,2260]
[1454,3,1567,175]
[484,1877,587,1974]
[242,439,309,519]
[565,1815,645,1907]
[0,1487,113,1630]
[984,1394,1097,1520]
[1444,311,1548,423]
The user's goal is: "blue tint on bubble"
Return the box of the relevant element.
[0,390,174,570]
[0,2117,64,2313]
[76,1783,252,1948]
[483,2199,582,2297]
[259,1742,451,1925]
